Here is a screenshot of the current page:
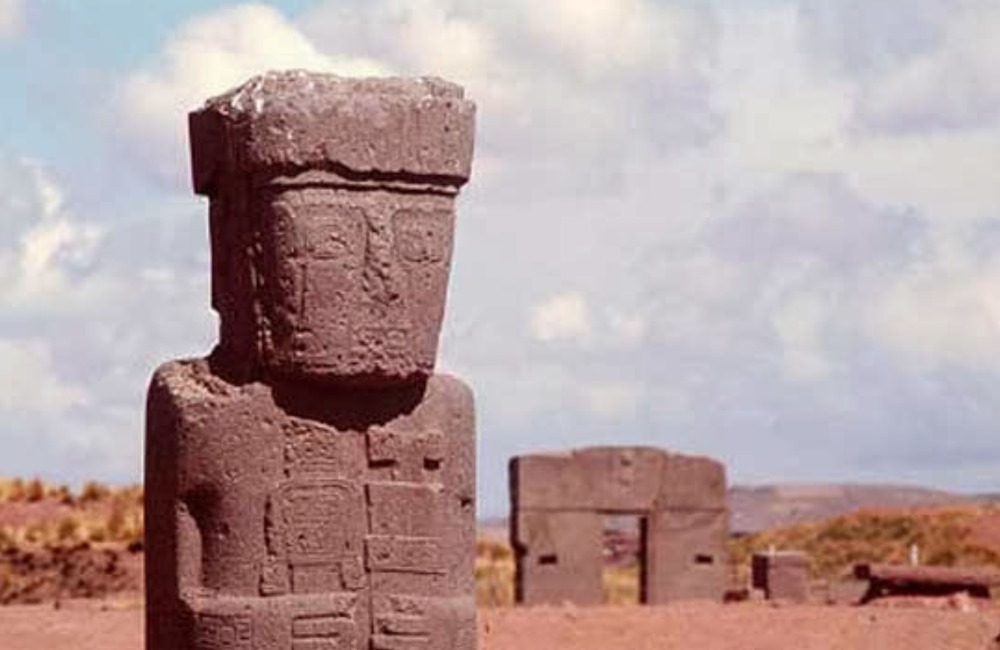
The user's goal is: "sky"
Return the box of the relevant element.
[2,0,1000,517]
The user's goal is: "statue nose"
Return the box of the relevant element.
[363,214,403,304]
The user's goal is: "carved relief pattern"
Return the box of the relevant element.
[254,419,451,648]
[292,612,357,650]
[364,425,447,648]
[257,191,454,380]
[195,614,253,650]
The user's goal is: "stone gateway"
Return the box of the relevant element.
[509,446,728,605]
[145,72,477,650]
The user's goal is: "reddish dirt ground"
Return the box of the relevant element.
[483,603,1000,650]
[1,600,998,650]
[0,598,142,650]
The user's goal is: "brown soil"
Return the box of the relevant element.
[0,598,142,650]
[0,600,998,650]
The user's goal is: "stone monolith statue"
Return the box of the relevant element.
[145,71,476,650]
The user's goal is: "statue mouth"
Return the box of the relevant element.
[282,324,416,366]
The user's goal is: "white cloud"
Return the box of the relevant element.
[0,159,103,306]
[607,311,647,345]
[300,0,718,187]
[582,380,644,420]
[850,4,1000,132]
[0,339,86,413]
[530,292,591,343]
[866,235,1000,371]
[301,0,706,100]
[0,153,213,483]
[836,130,1000,226]
[0,161,96,459]
[707,2,1000,230]
[0,0,23,40]
[17,219,100,295]
[800,0,954,79]
[520,0,702,79]
[775,2,1000,225]
[368,1,499,94]
[19,0,1000,505]
[711,4,855,182]
[771,292,833,381]
[115,4,388,187]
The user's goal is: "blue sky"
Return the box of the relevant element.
[2,0,1000,516]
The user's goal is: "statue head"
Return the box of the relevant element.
[188,71,475,386]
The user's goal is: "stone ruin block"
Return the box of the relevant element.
[751,551,810,603]
[512,510,604,606]
[854,563,1000,602]
[644,508,729,603]
[145,71,476,650]
[509,446,728,605]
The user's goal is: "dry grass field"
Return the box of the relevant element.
[0,478,143,604]
[4,477,1000,609]
[0,478,143,548]
[729,504,1000,586]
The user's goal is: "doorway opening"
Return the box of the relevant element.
[602,514,647,604]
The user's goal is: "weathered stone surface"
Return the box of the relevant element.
[644,508,728,604]
[146,71,476,650]
[751,551,810,603]
[509,447,726,512]
[509,446,728,606]
[511,510,604,606]
[190,73,475,193]
[189,71,475,386]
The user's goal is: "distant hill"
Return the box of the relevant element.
[729,484,983,534]
[481,483,990,537]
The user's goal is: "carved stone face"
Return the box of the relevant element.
[255,185,455,384]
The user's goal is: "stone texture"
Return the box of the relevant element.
[511,510,604,606]
[509,447,728,606]
[189,71,474,386]
[644,508,728,604]
[145,71,476,650]
[751,552,810,603]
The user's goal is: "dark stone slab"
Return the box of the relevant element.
[855,563,1000,602]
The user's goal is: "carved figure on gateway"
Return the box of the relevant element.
[144,71,477,650]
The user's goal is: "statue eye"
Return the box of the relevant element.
[303,206,365,262]
[321,233,350,257]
